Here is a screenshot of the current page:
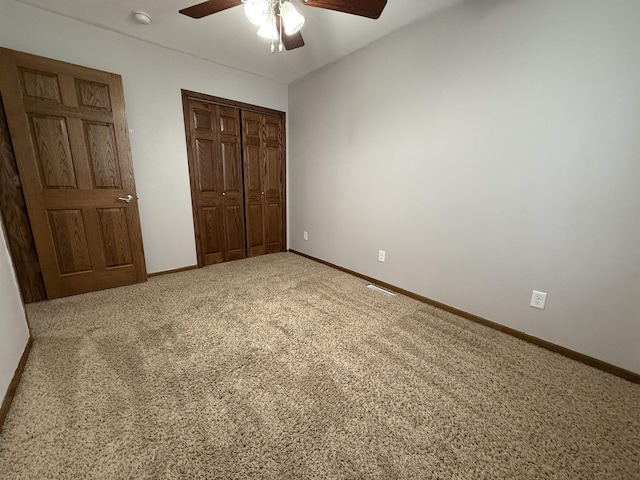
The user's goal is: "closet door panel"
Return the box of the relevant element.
[223,204,245,260]
[263,114,283,253]
[195,138,218,192]
[246,203,264,253]
[242,111,266,257]
[186,100,244,266]
[218,106,245,261]
[189,102,222,265]
[266,202,283,253]
[201,205,223,265]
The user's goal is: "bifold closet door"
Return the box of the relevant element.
[241,111,284,257]
[186,100,246,266]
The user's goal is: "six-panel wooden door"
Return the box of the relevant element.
[185,99,246,266]
[0,48,147,299]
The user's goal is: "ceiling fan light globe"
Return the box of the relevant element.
[280,1,305,35]
[244,0,268,26]
[257,22,279,41]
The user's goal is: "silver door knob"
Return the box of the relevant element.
[261,192,264,195]
[222,192,226,196]
[118,194,134,203]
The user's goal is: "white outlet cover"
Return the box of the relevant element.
[530,290,547,310]
[378,250,385,262]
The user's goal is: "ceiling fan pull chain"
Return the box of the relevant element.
[279,2,284,53]
[270,12,275,53]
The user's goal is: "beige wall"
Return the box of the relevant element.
[289,0,640,373]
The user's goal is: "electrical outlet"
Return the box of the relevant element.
[378,250,386,263]
[303,231,308,241]
[530,290,547,310]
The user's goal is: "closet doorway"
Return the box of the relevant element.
[181,90,286,267]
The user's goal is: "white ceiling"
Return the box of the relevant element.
[14,0,462,84]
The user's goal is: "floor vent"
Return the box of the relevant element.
[367,284,396,296]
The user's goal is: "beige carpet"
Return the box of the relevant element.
[1,252,638,479]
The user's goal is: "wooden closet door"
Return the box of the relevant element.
[241,111,284,257]
[0,48,147,299]
[185,100,245,266]
[263,114,284,253]
[242,111,265,257]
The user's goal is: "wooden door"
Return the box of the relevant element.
[242,111,265,257]
[0,94,46,303]
[184,99,245,266]
[0,48,146,299]
[262,114,285,254]
[242,111,285,257]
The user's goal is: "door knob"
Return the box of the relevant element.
[117,194,134,203]
[261,192,264,195]
[222,192,226,196]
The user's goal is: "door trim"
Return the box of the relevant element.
[182,89,286,118]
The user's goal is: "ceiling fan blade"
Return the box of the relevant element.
[274,16,305,50]
[302,0,387,19]
[282,31,305,50]
[179,0,242,19]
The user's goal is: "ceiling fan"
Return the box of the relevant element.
[179,0,388,52]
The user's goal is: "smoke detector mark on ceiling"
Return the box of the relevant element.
[133,11,152,25]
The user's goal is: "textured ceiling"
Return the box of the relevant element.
[13,0,462,84]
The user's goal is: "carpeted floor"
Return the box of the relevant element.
[0,252,638,479]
